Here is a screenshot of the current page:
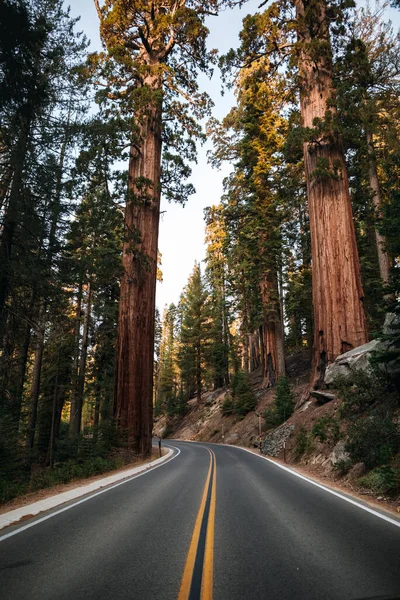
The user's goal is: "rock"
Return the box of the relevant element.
[329,440,350,466]
[324,339,380,385]
[300,400,313,413]
[225,432,239,444]
[310,391,336,404]
[261,423,295,457]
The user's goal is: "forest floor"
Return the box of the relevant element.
[154,350,400,517]
[0,447,167,513]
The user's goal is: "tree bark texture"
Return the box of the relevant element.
[260,270,285,387]
[366,130,391,285]
[70,280,92,437]
[69,279,83,438]
[295,0,368,386]
[0,117,30,331]
[26,301,46,450]
[114,77,162,456]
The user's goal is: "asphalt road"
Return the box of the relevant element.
[1,440,399,600]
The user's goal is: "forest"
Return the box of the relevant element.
[0,0,399,504]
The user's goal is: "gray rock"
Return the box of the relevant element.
[324,339,380,385]
[225,432,239,444]
[310,391,336,404]
[261,424,295,457]
[330,440,350,466]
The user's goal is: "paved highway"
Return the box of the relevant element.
[1,441,399,600]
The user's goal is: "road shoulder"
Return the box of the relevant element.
[0,446,173,531]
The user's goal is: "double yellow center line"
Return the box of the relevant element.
[178,448,217,600]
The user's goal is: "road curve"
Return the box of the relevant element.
[1,440,399,600]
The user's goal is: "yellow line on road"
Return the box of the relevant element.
[178,449,213,600]
[201,449,216,600]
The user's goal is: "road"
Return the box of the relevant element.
[1,441,399,600]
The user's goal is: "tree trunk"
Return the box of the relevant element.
[366,130,391,285]
[0,117,30,331]
[70,280,92,437]
[196,342,202,403]
[260,270,286,387]
[114,75,162,456]
[26,301,46,451]
[69,280,83,437]
[295,0,368,386]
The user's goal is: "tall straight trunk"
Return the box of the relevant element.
[26,301,46,451]
[69,280,83,437]
[0,117,30,330]
[196,342,202,403]
[366,130,391,285]
[114,75,162,456]
[260,270,285,387]
[70,280,92,437]
[295,0,368,386]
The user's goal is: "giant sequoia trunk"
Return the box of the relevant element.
[114,77,162,456]
[260,271,285,387]
[295,0,368,386]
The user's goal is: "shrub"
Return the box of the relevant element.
[294,427,313,460]
[231,372,257,417]
[335,370,398,418]
[162,424,173,438]
[221,394,234,416]
[264,377,295,428]
[358,466,400,495]
[333,459,352,476]
[345,416,399,469]
[312,415,341,444]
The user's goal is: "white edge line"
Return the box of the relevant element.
[0,445,181,543]
[230,445,400,529]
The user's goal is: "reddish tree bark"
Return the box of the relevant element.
[295,0,368,386]
[260,271,285,387]
[114,75,162,456]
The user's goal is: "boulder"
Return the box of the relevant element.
[310,391,336,404]
[330,440,350,466]
[324,339,380,385]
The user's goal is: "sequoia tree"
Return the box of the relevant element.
[294,0,368,384]
[93,0,220,454]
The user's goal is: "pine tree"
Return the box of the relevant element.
[179,263,209,403]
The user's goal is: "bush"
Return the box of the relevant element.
[312,415,341,444]
[294,427,313,460]
[231,371,257,417]
[221,394,234,416]
[335,370,398,418]
[264,377,295,428]
[358,466,400,495]
[345,416,399,469]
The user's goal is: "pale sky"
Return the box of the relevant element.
[64,1,399,312]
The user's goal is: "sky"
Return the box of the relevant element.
[64,0,399,313]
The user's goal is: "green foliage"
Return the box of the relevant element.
[294,427,313,460]
[231,371,257,417]
[333,459,352,476]
[345,416,399,469]
[264,377,295,428]
[335,369,398,417]
[312,415,341,444]
[221,394,234,416]
[358,465,400,496]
